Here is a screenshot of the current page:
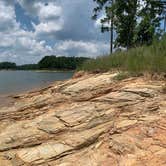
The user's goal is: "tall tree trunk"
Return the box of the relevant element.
[110,0,114,54]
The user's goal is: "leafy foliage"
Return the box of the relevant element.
[17,64,39,70]
[135,0,164,45]
[114,0,138,48]
[0,62,16,69]
[38,56,89,70]
[93,0,164,48]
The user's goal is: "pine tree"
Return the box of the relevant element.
[135,0,164,45]
[114,0,138,48]
[93,0,115,54]
[93,0,164,50]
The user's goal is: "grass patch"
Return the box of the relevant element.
[113,72,143,81]
[79,36,166,74]
[113,72,131,81]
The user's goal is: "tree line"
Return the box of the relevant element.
[93,0,166,52]
[0,56,89,70]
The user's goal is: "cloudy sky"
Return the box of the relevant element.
[0,0,109,64]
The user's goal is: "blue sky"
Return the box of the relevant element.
[0,0,109,64]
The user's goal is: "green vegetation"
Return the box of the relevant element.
[1,1,165,74]
[38,56,89,70]
[79,36,166,73]
[0,62,16,69]
[79,0,166,75]
[113,72,143,81]
[0,56,89,71]
[17,64,39,70]
[113,72,131,81]
[93,0,164,51]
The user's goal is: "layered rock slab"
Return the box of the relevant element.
[0,72,165,166]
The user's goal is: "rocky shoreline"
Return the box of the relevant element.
[0,72,166,165]
[0,95,16,108]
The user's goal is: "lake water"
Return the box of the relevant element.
[0,70,73,95]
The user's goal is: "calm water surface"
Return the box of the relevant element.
[0,70,73,95]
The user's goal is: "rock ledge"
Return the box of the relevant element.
[0,72,166,166]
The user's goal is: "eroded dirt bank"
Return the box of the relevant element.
[0,72,166,166]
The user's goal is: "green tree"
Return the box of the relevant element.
[114,0,138,48]
[93,0,115,54]
[38,56,89,70]
[135,0,164,45]
[0,62,16,69]
[93,0,164,49]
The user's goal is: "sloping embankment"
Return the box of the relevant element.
[0,72,166,166]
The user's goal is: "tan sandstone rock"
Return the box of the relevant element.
[0,72,165,166]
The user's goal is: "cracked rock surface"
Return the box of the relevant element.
[0,72,166,166]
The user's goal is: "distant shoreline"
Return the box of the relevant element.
[0,56,89,71]
[0,69,75,72]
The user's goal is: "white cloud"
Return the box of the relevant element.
[0,0,109,64]
[28,2,64,37]
[139,0,147,11]
[0,1,17,31]
[55,40,109,57]
[34,21,63,35]
[37,2,62,21]
[0,0,56,64]
[58,41,97,53]
[95,14,107,28]
[0,29,55,64]
[0,36,15,47]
